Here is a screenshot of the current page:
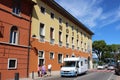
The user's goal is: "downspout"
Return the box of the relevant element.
[27,2,34,78]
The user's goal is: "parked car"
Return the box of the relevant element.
[97,64,105,70]
[115,61,120,75]
[107,62,115,70]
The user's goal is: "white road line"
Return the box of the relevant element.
[107,73,114,80]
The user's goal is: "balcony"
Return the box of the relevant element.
[59,41,62,46]
[66,43,69,48]
[72,44,75,49]
[50,38,54,44]
[40,35,45,42]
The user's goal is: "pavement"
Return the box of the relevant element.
[19,71,60,80]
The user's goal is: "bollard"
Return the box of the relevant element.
[15,73,19,80]
[32,71,34,79]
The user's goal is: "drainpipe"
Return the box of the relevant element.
[27,2,35,78]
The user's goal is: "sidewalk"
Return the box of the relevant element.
[34,71,60,80]
[19,71,60,80]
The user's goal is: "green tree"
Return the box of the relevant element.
[92,40,106,61]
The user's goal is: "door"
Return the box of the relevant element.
[39,59,44,66]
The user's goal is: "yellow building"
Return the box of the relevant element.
[29,0,94,77]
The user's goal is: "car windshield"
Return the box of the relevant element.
[63,61,76,67]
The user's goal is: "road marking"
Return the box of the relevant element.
[107,73,114,80]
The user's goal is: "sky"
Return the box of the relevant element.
[55,0,120,45]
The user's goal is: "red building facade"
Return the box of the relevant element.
[0,0,34,79]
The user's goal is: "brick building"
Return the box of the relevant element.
[0,0,34,79]
[29,0,94,77]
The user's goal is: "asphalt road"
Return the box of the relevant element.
[41,70,119,80]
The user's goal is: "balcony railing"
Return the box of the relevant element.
[66,43,69,48]
[72,44,74,49]
[59,41,62,46]
[50,38,54,44]
[40,35,45,42]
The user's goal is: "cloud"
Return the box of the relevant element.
[55,0,120,29]
[99,7,120,28]
[55,0,103,28]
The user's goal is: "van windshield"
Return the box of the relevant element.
[63,61,76,67]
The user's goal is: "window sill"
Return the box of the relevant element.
[12,12,22,18]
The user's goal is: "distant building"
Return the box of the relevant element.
[29,0,94,77]
[0,0,34,79]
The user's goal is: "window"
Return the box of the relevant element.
[40,23,45,36]
[59,31,62,46]
[59,31,62,42]
[66,55,69,58]
[58,54,63,63]
[66,22,68,27]
[12,0,21,15]
[59,18,62,24]
[66,35,69,48]
[66,35,69,43]
[50,28,54,39]
[50,12,54,19]
[72,37,74,49]
[40,23,45,42]
[77,39,79,50]
[38,51,44,58]
[50,28,54,44]
[40,6,45,14]
[10,26,18,44]
[72,37,74,44]
[50,52,54,59]
[8,58,17,69]
[77,39,79,46]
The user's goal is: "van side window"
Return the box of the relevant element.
[81,61,83,66]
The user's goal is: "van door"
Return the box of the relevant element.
[81,61,84,73]
[77,61,81,74]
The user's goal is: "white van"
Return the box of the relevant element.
[60,57,88,77]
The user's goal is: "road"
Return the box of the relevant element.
[40,70,120,80]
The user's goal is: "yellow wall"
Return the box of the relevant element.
[29,0,93,77]
[32,0,92,52]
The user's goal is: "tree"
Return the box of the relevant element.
[92,40,106,61]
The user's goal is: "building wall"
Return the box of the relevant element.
[0,0,33,79]
[29,0,93,77]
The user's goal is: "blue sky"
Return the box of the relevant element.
[55,0,120,45]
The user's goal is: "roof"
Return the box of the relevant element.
[41,0,94,35]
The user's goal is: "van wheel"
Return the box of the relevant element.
[75,72,77,77]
